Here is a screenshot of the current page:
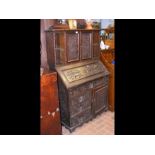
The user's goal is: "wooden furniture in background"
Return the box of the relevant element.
[40,71,62,134]
[100,50,115,112]
[100,26,115,111]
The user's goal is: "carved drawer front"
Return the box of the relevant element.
[70,100,91,117]
[69,85,92,117]
[93,76,109,87]
[70,89,92,105]
[70,108,92,127]
[69,82,93,97]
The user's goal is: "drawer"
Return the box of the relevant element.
[70,100,91,117]
[69,82,92,97]
[93,76,109,87]
[70,90,92,105]
[70,108,92,127]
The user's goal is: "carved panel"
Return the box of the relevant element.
[69,85,92,117]
[94,85,108,115]
[93,31,100,58]
[63,62,105,82]
[70,108,92,127]
[80,32,92,59]
[66,31,79,62]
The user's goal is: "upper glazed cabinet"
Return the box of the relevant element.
[45,29,100,70]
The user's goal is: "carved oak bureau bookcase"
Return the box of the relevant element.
[45,28,109,132]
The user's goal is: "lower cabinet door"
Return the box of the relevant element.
[93,85,108,116]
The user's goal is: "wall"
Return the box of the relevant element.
[40,19,55,69]
[100,19,114,28]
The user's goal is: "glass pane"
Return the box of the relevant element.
[55,32,65,64]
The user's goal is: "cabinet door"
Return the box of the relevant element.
[80,31,92,60]
[66,31,79,62]
[93,31,100,58]
[54,32,66,65]
[93,85,108,115]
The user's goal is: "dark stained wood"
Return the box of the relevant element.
[45,29,101,69]
[56,60,109,132]
[41,19,56,69]
[66,30,80,62]
[80,31,92,60]
[45,27,110,132]
[93,30,100,58]
[40,71,62,134]
[93,85,108,116]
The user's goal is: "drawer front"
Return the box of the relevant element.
[70,89,92,106]
[70,108,92,127]
[69,82,92,97]
[69,84,92,117]
[93,76,109,87]
[70,100,91,117]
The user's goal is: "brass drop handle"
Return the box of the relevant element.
[40,115,43,119]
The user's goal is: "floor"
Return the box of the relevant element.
[62,111,114,135]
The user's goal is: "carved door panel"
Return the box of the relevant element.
[80,31,92,60]
[93,31,100,58]
[93,85,108,115]
[54,32,66,65]
[66,31,79,62]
